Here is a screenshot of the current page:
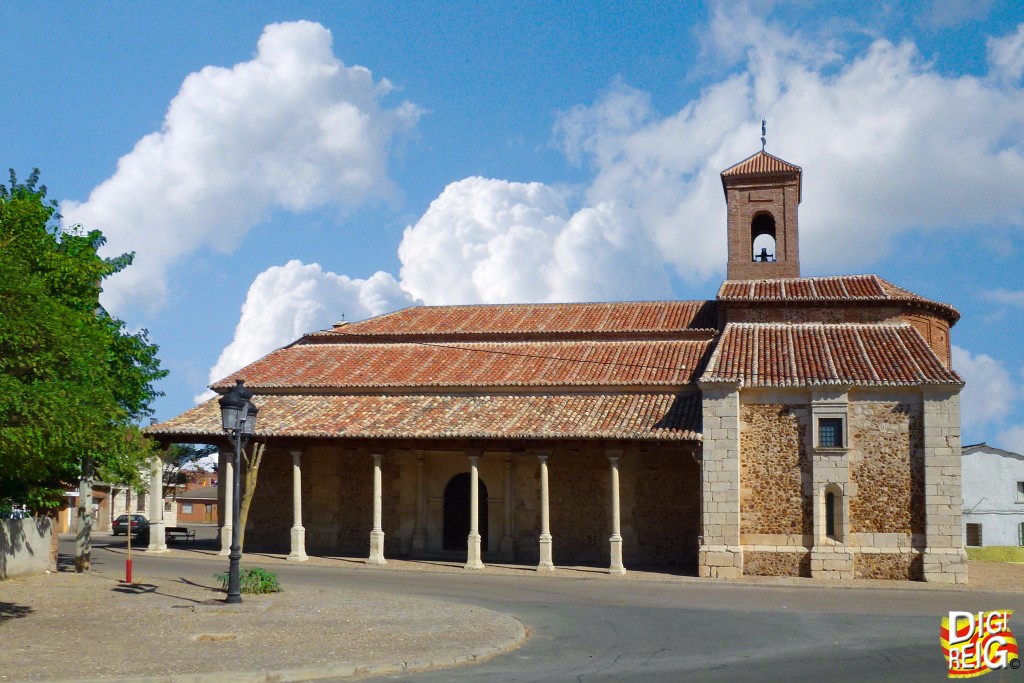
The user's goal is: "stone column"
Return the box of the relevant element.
[287,449,308,561]
[921,387,968,584]
[368,453,387,565]
[412,453,427,555]
[465,452,484,570]
[500,455,515,562]
[147,455,167,552]
[607,450,626,574]
[218,446,233,556]
[697,382,743,578]
[537,453,554,571]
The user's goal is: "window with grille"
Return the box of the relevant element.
[182,504,193,514]
[966,523,983,547]
[1017,481,1024,503]
[818,418,844,448]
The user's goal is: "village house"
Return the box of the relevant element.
[962,443,1024,548]
[148,148,967,583]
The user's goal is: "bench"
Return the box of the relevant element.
[165,526,196,544]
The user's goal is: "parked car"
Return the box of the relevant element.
[112,514,149,536]
[2,509,30,520]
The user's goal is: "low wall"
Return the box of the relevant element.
[1,517,54,580]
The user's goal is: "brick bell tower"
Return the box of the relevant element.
[721,148,802,280]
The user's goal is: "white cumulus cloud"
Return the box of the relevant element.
[952,345,1019,438]
[397,177,671,305]
[63,20,419,314]
[989,22,1024,83]
[196,260,416,401]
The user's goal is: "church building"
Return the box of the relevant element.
[149,148,967,583]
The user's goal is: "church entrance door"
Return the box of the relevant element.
[443,473,488,551]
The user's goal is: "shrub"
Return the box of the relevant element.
[215,566,282,594]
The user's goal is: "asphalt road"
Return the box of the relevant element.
[71,532,1024,683]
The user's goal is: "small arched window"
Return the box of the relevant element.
[750,213,776,262]
[825,491,836,538]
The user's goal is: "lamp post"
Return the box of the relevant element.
[218,379,258,604]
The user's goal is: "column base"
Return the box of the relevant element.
[218,525,232,556]
[699,544,743,579]
[609,534,626,575]
[147,521,168,553]
[287,525,308,562]
[537,534,554,571]
[465,531,484,570]
[367,529,386,565]
[922,548,968,584]
[810,547,854,579]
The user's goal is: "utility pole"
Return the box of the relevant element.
[75,454,93,572]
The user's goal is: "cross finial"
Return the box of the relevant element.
[761,118,767,151]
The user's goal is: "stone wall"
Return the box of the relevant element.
[739,404,811,538]
[302,446,373,555]
[632,450,700,567]
[549,449,607,565]
[1,517,54,580]
[854,551,922,580]
[848,402,923,538]
[243,448,292,553]
[744,550,808,577]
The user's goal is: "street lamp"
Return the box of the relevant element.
[218,379,258,604]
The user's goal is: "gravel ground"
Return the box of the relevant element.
[1,545,1020,683]
[0,569,526,683]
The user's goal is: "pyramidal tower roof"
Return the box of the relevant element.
[721,150,802,202]
[721,149,801,177]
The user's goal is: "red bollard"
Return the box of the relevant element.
[124,558,132,584]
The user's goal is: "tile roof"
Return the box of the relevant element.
[721,150,802,178]
[175,485,217,501]
[149,392,703,442]
[214,339,713,390]
[700,323,963,388]
[717,274,960,324]
[315,300,717,340]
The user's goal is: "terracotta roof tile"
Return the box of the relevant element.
[318,301,717,339]
[700,323,963,387]
[716,274,959,323]
[148,392,703,442]
[214,339,713,390]
[721,151,801,177]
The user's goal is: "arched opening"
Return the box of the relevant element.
[750,212,777,262]
[822,484,845,543]
[443,473,488,551]
[825,491,836,538]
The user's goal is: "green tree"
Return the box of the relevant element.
[0,169,167,510]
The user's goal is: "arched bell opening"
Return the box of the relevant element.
[443,473,489,551]
[750,212,777,263]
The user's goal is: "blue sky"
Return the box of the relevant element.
[3,1,1023,450]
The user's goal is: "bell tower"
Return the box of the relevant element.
[721,150,802,280]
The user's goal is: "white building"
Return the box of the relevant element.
[962,443,1024,547]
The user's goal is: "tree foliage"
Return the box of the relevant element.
[0,169,167,509]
